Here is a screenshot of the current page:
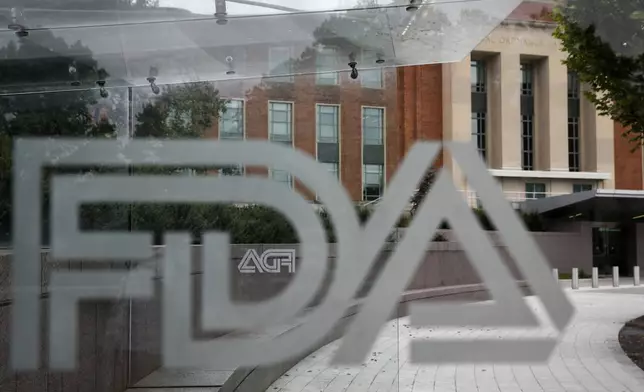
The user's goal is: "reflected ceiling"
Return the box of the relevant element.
[0,0,524,93]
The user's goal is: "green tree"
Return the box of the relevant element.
[552,0,644,144]
[0,28,228,244]
[409,167,436,216]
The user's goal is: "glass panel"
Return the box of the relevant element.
[363,107,384,145]
[0,1,526,95]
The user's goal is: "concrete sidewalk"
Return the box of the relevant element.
[270,287,644,392]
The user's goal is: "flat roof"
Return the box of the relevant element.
[522,189,644,222]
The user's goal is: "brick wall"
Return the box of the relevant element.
[613,122,643,190]
[209,63,444,201]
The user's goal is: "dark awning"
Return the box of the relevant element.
[522,190,644,222]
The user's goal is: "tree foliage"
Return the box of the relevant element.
[552,0,644,144]
[0,27,226,244]
[410,167,436,216]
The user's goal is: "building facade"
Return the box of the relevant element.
[199,1,620,206]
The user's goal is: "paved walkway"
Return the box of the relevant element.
[270,286,644,392]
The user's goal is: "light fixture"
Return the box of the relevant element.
[8,7,28,37]
[147,66,160,94]
[406,0,419,11]
[68,63,81,87]
[96,69,108,98]
[376,54,385,64]
[348,53,359,80]
[225,56,235,75]
[215,0,228,25]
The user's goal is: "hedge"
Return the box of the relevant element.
[112,204,544,244]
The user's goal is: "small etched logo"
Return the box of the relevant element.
[238,249,296,274]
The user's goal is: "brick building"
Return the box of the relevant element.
[200,0,623,206]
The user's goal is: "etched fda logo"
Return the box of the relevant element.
[10,139,574,371]
[238,249,296,274]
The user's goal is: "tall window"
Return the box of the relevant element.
[317,105,339,143]
[568,117,580,171]
[360,51,383,89]
[269,102,293,143]
[362,107,384,145]
[568,71,581,171]
[573,183,593,193]
[471,60,486,92]
[521,115,534,170]
[219,99,244,140]
[471,112,486,159]
[316,48,339,85]
[568,71,580,99]
[521,62,534,170]
[521,63,533,96]
[471,59,487,160]
[270,169,293,188]
[363,164,383,201]
[268,47,294,82]
[525,183,546,199]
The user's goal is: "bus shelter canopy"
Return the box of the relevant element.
[0,0,524,93]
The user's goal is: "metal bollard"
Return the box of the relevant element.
[553,268,559,281]
[613,266,620,287]
[572,268,579,290]
[592,267,599,288]
[634,266,641,286]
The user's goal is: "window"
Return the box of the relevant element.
[521,63,533,96]
[521,115,534,170]
[268,47,294,82]
[316,48,339,85]
[218,165,244,176]
[568,71,580,99]
[568,117,580,172]
[362,107,384,145]
[219,99,244,139]
[471,112,486,159]
[363,164,383,201]
[525,183,546,199]
[471,60,486,92]
[323,162,339,180]
[270,169,293,188]
[360,52,383,89]
[317,105,339,143]
[573,183,593,193]
[269,102,293,142]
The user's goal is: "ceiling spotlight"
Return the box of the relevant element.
[376,56,385,64]
[99,86,109,98]
[147,66,160,94]
[406,0,419,11]
[226,56,235,75]
[96,70,109,98]
[68,63,81,86]
[348,52,359,80]
[215,0,228,25]
[8,23,28,37]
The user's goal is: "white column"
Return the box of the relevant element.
[634,266,640,286]
[535,57,568,171]
[592,267,599,288]
[571,268,579,289]
[488,52,521,170]
[442,57,472,191]
[552,268,559,281]
[613,266,620,287]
